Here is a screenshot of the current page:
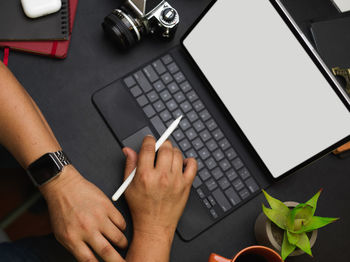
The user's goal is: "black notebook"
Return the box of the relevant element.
[311,15,350,69]
[0,0,69,41]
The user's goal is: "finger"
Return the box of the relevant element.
[138,136,156,170]
[183,158,198,185]
[108,206,127,231]
[122,147,138,180]
[102,220,128,249]
[155,140,174,172]
[69,241,99,262]
[171,147,183,174]
[89,234,125,262]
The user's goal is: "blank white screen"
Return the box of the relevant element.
[183,0,350,178]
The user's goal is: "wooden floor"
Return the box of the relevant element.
[0,168,52,241]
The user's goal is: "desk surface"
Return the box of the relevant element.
[1,0,350,261]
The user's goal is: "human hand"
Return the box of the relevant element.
[40,166,128,262]
[123,136,197,239]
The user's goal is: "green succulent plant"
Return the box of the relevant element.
[262,189,338,260]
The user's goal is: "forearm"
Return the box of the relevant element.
[126,228,175,262]
[0,62,60,168]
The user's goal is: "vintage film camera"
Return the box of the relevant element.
[102,0,179,50]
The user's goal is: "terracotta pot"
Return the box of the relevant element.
[254,201,318,257]
[208,245,282,262]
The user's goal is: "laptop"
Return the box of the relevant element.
[93,0,350,240]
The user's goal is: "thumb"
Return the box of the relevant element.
[122,147,138,181]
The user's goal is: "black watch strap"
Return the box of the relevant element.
[27,151,71,187]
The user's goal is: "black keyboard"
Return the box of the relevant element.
[123,54,260,220]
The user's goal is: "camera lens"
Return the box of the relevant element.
[102,9,144,50]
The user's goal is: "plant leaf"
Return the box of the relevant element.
[281,231,296,260]
[262,204,287,230]
[286,230,299,245]
[305,189,322,217]
[296,232,312,256]
[262,190,290,215]
[292,216,339,233]
[287,204,313,231]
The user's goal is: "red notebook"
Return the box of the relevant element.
[0,0,78,59]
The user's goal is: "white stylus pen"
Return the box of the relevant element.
[112,115,183,202]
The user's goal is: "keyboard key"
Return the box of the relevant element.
[199,130,211,142]
[143,104,156,118]
[192,137,204,150]
[152,59,166,75]
[180,101,192,113]
[218,177,230,190]
[166,99,178,112]
[219,138,230,151]
[197,188,205,198]
[154,100,166,112]
[197,159,204,170]
[124,76,136,87]
[206,178,218,191]
[167,62,179,74]
[136,95,149,107]
[187,110,199,122]
[161,54,173,65]
[245,178,259,193]
[168,82,180,93]
[130,86,142,97]
[180,81,192,93]
[187,90,199,102]
[238,167,251,180]
[233,179,244,191]
[239,188,250,200]
[203,198,211,209]
[225,187,241,206]
[212,167,223,180]
[212,189,232,212]
[160,110,172,122]
[172,109,183,119]
[179,118,191,131]
[198,147,210,160]
[232,157,244,170]
[210,208,218,219]
[143,65,158,82]
[192,176,202,188]
[213,129,224,141]
[134,71,152,93]
[147,91,159,102]
[193,120,205,132]
[205,157,217,170]
[174,91,186,103]
[199,168,211,181]
[154,80,165,92]
[172,129,185,142]
[206,119,218,131]
[226,148,237,160]
[226,169,238,181]
[161,73,173,84]
[186,149,198,158]
[193,100,205,112]
[159,90,171,101]
[219,159,231,171]
[174,72,186,83]
[185,128,197,141]
[213,149,224,161]
[150,116,166,135]
[206,139,218,151]
[179,138,191,152]
[199,109,211,122]
[208,195,216,206]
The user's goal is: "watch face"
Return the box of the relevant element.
[27,153,62,185]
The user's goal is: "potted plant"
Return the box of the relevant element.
[255,189,338,260]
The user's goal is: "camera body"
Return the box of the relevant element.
[102,0,179,50]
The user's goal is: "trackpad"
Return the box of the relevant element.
[122,126,155,152]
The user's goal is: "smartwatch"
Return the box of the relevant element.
[26,151,71,186]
